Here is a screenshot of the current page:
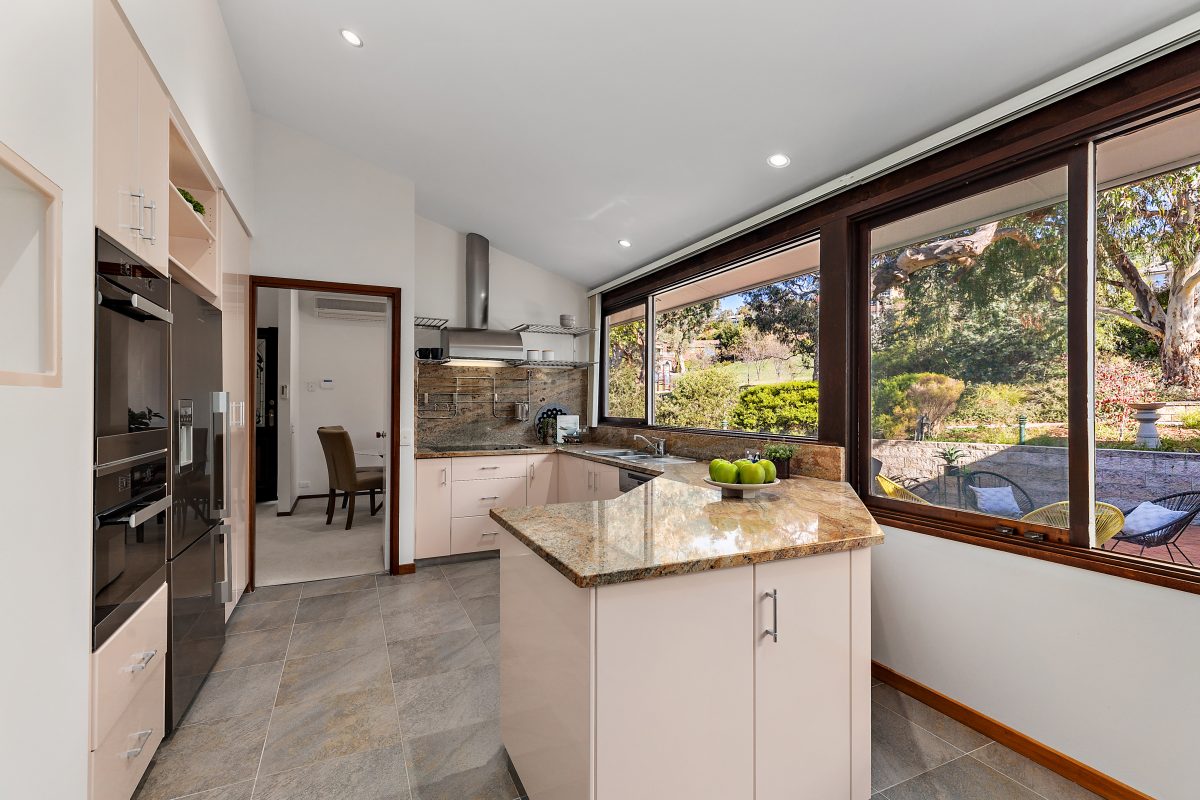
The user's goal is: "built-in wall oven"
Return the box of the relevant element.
[93,231,173,650]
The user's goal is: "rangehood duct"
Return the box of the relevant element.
[440,233,524,360]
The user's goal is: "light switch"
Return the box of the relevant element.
[281,384,289,399]
[397,428,414,446]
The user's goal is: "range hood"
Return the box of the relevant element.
[439,233,524,360]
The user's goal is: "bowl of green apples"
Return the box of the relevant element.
[704,456,780,498]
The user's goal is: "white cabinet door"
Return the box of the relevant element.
[593,462,621,500]
[136,52,169,272]
[557,455,585,503]
[596,568,755,799]
[527,453,557,505]
[415,460,452,558]
[219,194,250,618]
[94,0,141,254]
[754,553,852,799]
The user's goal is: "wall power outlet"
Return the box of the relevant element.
[298,480,311,489]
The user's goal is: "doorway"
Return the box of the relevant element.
[247,276,403,589]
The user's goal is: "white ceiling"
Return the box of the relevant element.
[217,0,1200,289]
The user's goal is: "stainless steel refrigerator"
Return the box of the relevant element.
[167,280,232,731]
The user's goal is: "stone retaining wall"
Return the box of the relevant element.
[874,439,1200,509]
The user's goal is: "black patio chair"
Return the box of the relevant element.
[962,471,1035,517]
[1107,491,1200,566]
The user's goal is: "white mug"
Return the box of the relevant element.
[526,349,541,361]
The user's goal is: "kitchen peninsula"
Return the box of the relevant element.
[490,451,883,800]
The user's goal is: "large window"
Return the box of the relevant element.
[603,238,820,436]
[868,167,1071,534]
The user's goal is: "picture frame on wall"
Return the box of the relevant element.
[0,138,62,387]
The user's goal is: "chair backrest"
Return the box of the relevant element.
[1020,501,1125,546]
[1147,491,1200,514]
[963,471,1035,515]
[1121,491,1200,546]
[316,426,356,492]
[875,474,930,505]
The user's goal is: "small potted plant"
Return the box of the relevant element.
[937,446,965,477]
[762,443,796,479]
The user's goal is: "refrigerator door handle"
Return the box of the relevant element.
[213,524,233,604]
[212,391,231,519]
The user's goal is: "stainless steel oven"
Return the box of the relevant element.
[93,451,169,649]
[95,230,172,466]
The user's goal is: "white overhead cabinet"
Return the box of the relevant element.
[94,0,169,271]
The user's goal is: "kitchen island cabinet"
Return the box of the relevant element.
[493,458,881,800]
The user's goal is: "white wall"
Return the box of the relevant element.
[292,292,389,496]
[872,526,1200,799]
[117,0,255,226]
[0,1,94,796]
[414,215,590,356]
[251,114,416,564]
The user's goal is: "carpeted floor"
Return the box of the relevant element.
[255,498,385,586]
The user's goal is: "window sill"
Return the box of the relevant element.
[596,419,829,445]
[869,501,1200,595]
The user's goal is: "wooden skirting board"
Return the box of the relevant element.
[872,662,1153,800]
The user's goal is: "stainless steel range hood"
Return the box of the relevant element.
[439,233,524,360]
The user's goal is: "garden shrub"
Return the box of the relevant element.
[606,362,645,418]
[655,368,741,429]
[950,383,1027,425]
[729,380,818,435]
[905,374,964,434]
[1181,410,1200,430]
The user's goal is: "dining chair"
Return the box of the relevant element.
[317,426,384,530]
[1020,501,1125,546]
[875,474,931,505]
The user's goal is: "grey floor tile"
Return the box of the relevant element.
[871,795,889,800]
[183,661,284,726]
[136,711,270,800]
[872,684,992,752]
[213,627,292,673]
[226,599,298,634]
[388,628,493,682]
[174,781,254,800]
[300,574,379,598]
[394,663,499,738]
[287,611,386,659]
[872,704,964,793]
[378,567,443,587]
[885,754,1043,800]
[460,594,500,628]
[403,717,513,799]
[446,569,500,600]
[295,588,379,624]
[276,645,391,708]
[971,743,1103,800]
[251,745,410,800]
[378,579,459,615]
[238,584,303,606]
[258,685,402,777]
[438,558,498,581]
[383,600,474,643]
[476,623,500,663]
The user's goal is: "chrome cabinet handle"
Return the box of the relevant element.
[130,293,173,324]
[481,531,498,537]
[440,468,447,486]
[529,464,535,482]
[124,649,158,673]
[214,392,232,519]
[763,590,778,643]
[142,198,157,243]
[479,466,499,470]
[130,189,145,233]
[481,495,500,500]
[122,729,153,759]
[587,470,593,490]
[129,495,171,529]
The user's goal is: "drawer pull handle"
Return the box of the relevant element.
[480,495,500,500]
[481,531,498,536]
[479,466,500,470]
[122,729,153,759]
[124,650,158,673]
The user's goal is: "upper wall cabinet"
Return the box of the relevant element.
[94,0,169,273]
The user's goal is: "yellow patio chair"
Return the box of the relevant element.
[875,474,930,505]
[1019,501,1125,545]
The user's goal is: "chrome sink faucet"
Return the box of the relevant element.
[633,434,666,456]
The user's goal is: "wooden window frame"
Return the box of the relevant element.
[598,298,651,426]
[597,42,1200,593]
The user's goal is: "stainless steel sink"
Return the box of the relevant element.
[583,448,637,457]
[616,454,695,465]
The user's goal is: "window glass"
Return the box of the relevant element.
[605,305,647,419]
[650,240,819,434]
[1094,108,1200,565]
[868,167,1069,528]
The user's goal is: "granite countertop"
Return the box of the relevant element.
[486,450,884,588]
[416,445,559,458]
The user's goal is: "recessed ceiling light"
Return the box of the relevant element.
[767,153,791,168]
[340,29,364,47]
[618,239,632,248]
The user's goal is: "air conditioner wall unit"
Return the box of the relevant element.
[313,296,388,322]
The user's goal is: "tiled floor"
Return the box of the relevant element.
[137,556,1101,800]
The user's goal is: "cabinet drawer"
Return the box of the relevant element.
[451,515,505,554]
[91,582,168,748]
[452,476,526,518]
[89,660,165,800]
[452,455,528,481]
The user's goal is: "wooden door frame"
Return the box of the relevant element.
[246,275,405,591]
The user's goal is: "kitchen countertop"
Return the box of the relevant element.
[484,448,884,588]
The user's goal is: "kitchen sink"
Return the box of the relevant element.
[616,454,695,465]
[583,448,637,457]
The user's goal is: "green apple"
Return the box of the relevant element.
[708,459,738,484]
[760,459,777,483]
[738,461,766,485]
